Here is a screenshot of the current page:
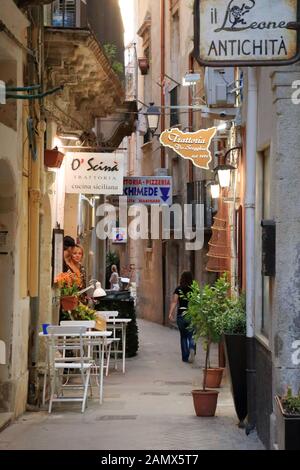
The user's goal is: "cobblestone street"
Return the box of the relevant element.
[0,320,264,450]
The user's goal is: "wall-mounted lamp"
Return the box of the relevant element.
[210,183,220,199]
[146,102,160,136]
[217,121,233,134]
[207,181,220,199]
[214,146,241,188]
[215,163,236,188]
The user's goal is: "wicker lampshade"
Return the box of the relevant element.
[206,198,231,274]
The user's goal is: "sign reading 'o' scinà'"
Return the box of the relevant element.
[65,153,124,195]
[194,0,299,66]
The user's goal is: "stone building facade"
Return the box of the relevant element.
[0,0,127,423]
[241,65,300,449]
[121,0,217,326]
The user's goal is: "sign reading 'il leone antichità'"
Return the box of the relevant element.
[194,0,299,66]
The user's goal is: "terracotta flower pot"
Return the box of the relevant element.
[61,295,78,311]
[204,368,225,388]
[192,389,219,417]
[138,57,149,75]
[44,149,65,168]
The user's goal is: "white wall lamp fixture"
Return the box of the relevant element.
[214,146,241,189]
[210,183,220,199]
[207,180,220,199]
[215,163,235,188]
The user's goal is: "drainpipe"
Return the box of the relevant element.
[160,0,165,168]
[245,67,258,433]
[27,5,44,406]
[188,54,194,183]
[188,54,195,277]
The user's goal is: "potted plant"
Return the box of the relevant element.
[138,57,149,75]
[275,388,300,450]
[61,302,96,321]
[215,293,247,427]
[44,148,65,168]
[185,275,229,417]
[55,272,81,312]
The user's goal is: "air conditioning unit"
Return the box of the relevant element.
[204,68,236,108]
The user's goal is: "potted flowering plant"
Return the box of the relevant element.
[55,272,82,311]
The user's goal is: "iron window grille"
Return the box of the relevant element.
[47,0,77,28]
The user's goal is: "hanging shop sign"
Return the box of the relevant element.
[123,177,172,206]
[194,0,300,66]
[160,127,217,170]
[65,153,124,195]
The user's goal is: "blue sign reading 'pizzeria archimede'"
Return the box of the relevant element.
[123,177,172,206]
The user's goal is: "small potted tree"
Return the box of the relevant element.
[275,388,300,450]
[185,275,229,417]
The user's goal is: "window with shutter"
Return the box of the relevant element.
[51,0,76,28]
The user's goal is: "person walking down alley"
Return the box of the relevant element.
[168,271,196,363]
[109,264,120,290]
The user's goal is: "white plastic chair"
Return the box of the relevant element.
[95,312,120,375]
[60,321,95,357]
[60,320,96,329]
[47,325,93,413]
[96,312,121,372]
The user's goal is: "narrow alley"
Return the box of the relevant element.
[0,320,263,451]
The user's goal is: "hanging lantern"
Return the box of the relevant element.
[210,183,220,199]
[215,163,236,188]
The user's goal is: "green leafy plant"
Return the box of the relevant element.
[185,274,230,390]
[281,387,300,415]
[215,292,246,336]
[103,43,124,77]
[61,302,96,322]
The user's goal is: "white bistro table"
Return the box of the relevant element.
[39,330,112,405]
[105,318,131,374]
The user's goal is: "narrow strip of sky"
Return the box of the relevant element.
[119,0,135,46]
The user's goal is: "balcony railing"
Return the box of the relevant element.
[44,0,86,28]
